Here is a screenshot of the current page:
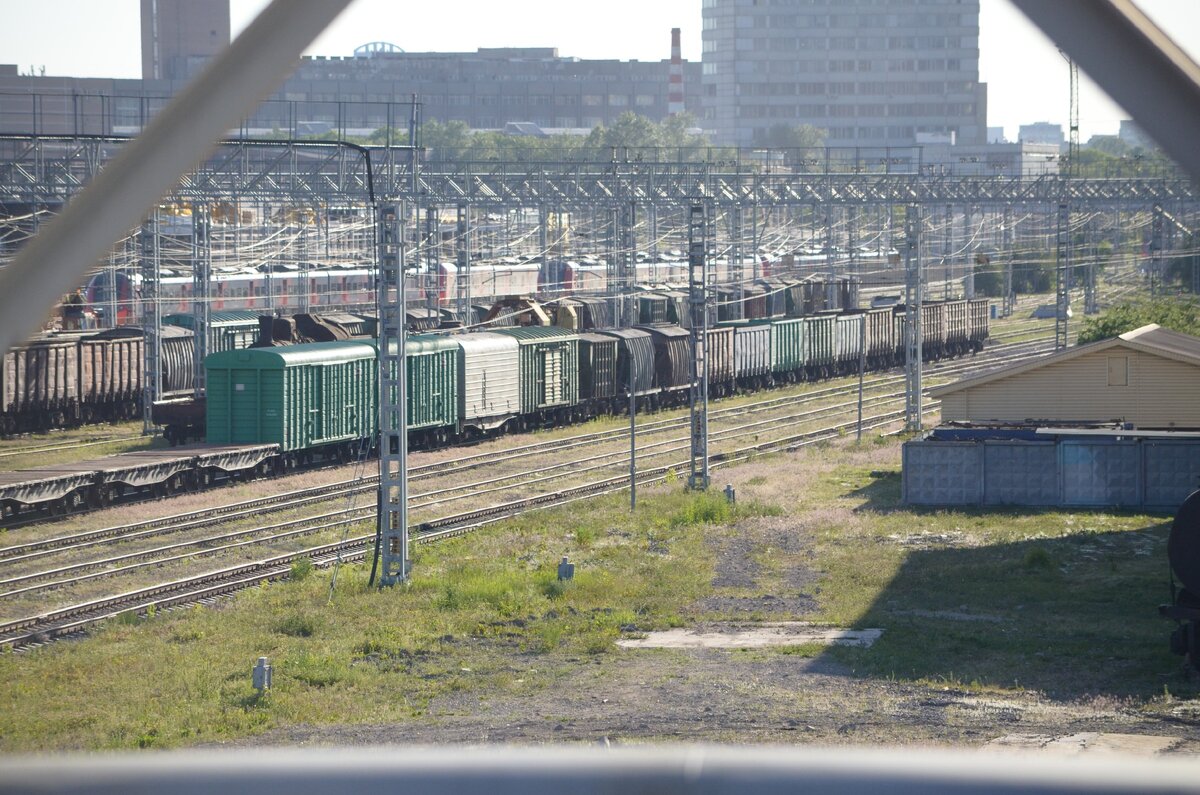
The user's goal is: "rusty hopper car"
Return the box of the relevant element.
[863,307,898,369]
[0,336,79,432]
[968,299,990,351]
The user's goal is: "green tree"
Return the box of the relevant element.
[1076,297,1200,343]
[760,124,827,149]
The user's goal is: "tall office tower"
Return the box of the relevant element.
[141,0,230,82]
[700,0,988,148]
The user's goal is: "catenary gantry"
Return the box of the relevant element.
[1,135,1196,209]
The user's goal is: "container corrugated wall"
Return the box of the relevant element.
[164,311,260,354]
[945,300,968,349]
[403,335,459,431]
[456,332,521,430]
[731,323,771,379]
[635,324,692,391]
[637,294,669,325]
[706,326,735,388]
[767,318,805,374]
[834,315,862,369]
[968,299,990,344]
[578,333,618,401]
[493,327,580,414]
[595,329,655,396]
[921,303,945,355]
[805,315,835,369]
[864,308,895,363]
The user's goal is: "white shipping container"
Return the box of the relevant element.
[455,332,521,430]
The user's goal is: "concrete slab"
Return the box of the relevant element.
[985,732,1179,757]
[616,622,883,650]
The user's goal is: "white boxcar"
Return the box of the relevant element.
[455,332,521,431]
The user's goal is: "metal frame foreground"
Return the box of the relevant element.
[1,746,1198,794]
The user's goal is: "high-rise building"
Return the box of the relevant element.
[141,0,230,81]
[700,0,988,148]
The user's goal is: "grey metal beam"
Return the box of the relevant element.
[0,0,353,354]
[1010,0,1200,181]
[3,136,1197,208]
[4,745,1200,794]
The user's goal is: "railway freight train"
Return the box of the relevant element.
[0,296,988,520]
[201,297,990,461]
[0,311,375,436]
[0,326,195,434]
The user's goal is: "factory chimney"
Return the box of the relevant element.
[668,28,684,116]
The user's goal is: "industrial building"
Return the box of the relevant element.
[930,324,1200,430]
[904,325,1200,510]
[700,0,989,148]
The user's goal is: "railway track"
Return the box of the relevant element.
[0,433,144,462]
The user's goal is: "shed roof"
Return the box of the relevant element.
[929,324,1200,397]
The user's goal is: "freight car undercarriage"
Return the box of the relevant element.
[0,444,278,522]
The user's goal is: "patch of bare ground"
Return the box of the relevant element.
[230,651,1197,750]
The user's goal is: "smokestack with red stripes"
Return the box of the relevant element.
[668,27,684,116]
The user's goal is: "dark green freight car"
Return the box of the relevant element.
[388,334,460,447]
[493,326,580,426]
[205,341,377,458]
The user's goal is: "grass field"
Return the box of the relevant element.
[0,432,1192,751]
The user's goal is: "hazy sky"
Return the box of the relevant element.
[2,0,1198,142]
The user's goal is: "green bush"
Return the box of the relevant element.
[274,613,317,638]
[289,558,314,581]
[1077,297,1200,343]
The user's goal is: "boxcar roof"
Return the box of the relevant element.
[406,334,459,354]
[451,331,520,353]
[634,323,692,339]
[493,326,579,343]
[164,310,260,326]
[595,328,651,341]
[207,340,375,368]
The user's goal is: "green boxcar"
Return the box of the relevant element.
[764,317,805,375]
[392,334,459,432]
[493,327,580,415]
[164,311,260,354]
[205,341,377,452]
